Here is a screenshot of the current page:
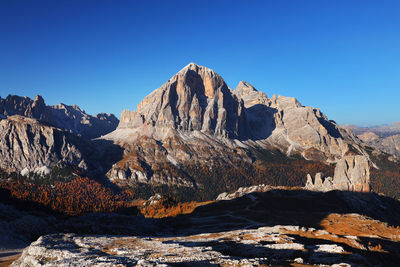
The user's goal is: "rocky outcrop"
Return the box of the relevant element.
[0,94,118,139]
[0,115,100,173]
[305,155,370,192]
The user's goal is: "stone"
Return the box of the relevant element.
[305,155,370,192]
[118,63,247,139]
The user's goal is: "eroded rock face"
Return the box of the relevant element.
[119,63,247,139]
[0,94,119,139]
[305,155,370,192]
[0,115,100,173]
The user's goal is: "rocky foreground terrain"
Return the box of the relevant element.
[9,187,400,266]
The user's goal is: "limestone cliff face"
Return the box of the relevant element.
[119,63,247,139]
[0,95,119,139]
[0,115,100,173]
[305,155,370,192]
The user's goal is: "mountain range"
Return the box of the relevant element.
[0,63,398,200]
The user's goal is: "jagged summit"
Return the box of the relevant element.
[235,81,258,92]
[119,63,247,139]
[233,81,268,108]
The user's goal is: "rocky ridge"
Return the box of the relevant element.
[0,94,118,139]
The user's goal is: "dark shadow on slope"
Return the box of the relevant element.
[91,139,124,181]
[244,104,277,140]
[316,117,342,139]
[164,190,400,236]
[163,237,392,266]
[287,234,400,266]
[0,187,64,217]
[156,189,400,266]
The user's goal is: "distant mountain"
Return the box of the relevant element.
[344,123,400,158]
[345,122,400,137]
[102,63,368,194]
[0,94,119,139]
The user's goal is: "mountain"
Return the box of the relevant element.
[102,63,368,196]
[0,115,101,174]
[116,62,247,139]
[0,94,119,139]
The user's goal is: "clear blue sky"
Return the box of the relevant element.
[1,0,399,126]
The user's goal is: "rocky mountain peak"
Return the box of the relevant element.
[31,94,48,119]
[233,81,268,108]
[33,94,45,107]
[118,63,247,139]
[173,62,227,99]
[236,81,258,92]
